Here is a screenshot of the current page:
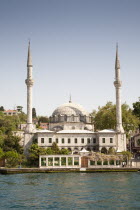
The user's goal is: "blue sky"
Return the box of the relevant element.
[0,0,140,116]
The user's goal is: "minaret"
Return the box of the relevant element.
[114,44,124,133]
[25,41,34,133]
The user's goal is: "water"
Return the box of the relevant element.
[0,172,140,209]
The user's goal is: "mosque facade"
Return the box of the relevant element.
[24,43,126,154]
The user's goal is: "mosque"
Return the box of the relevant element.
[24,43,126,154]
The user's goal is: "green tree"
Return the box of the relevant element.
[32,108,37,118]
[0,106,4,111]
[38,116,49,124]
[18,112,27,123]
[51,142,60,154]
[28,143,47,167]
[3,135,23,154]
[60,148,69,155]
[4,151,20,167]
[0,147,4,159]
[133,97,140,129]
[121,151,132,161]
[91,102,139,137]
[92,102,116,130]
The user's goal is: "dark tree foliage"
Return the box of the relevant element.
[38,116,49,124]
[32,108,37,118]
[0,106,4,111]
[133,98,140,130]
[3,135,23,154]
[133,97,140,118]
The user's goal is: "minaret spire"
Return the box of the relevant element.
[27,40,32,67]
[69,94,72,103]
[25,41,34,133]
[114,44,124,133]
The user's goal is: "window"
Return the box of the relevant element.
[93,138,96,143]
[81,138,84,143]
[87,138,90,144]
[75,138,77,143]
[102,138,105,143]
[54,157,60,166]
[56,138,58,143]
[90,160,95,165]
[62,138,64,143]
[49,138,52,143]
[68,138,71,143]
[41,158,46,166]
[110,138,113,143]
[61,157,66,166]
[41,138,44,143]
[68,157,72,165]
[48,157,53,166]
[74,157,79,165]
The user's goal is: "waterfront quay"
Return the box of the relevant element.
[0,167,139,174]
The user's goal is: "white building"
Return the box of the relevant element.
[24,43,126,153]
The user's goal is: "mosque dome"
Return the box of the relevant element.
[52,102,89,116]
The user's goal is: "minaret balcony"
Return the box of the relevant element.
[25,79,34,87]
[114,80,122,88]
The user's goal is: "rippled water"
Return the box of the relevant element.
[0,172,140,209]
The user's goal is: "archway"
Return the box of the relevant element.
[101,147,108,154]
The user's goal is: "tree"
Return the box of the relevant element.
[28,143,47,167]
[133,97,140,130]
[0,147,4,159]
[0,106,4,111]
[4,151,20,167]
[51,142,60,154]
[92,102,116,131]
[18,112,27,123]
[32,108,37,118]
[121,151,132,161]
[38,116,49,124]
[91,102,139,137]
[3,135,23,154]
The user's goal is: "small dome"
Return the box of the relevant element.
[52,102,89,116]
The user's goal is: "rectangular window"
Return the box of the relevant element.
[93,138,96,143]
[75,138,77,143]
[90,160,95,165]
[68,157,72,165]
[68,138,71,143]
[61,157,66,166]
[87,138,90,144]
[74,157,79,165]
[81,138,84,143]
[56,138,58,143]
[110,138,113,143]
[41,157,46,166]
[49,138,52,143]
[41,138,44,143]
[62,138,64,143]
[102,138,105,143]
[54,157,60,166]
[48,157,53,166]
